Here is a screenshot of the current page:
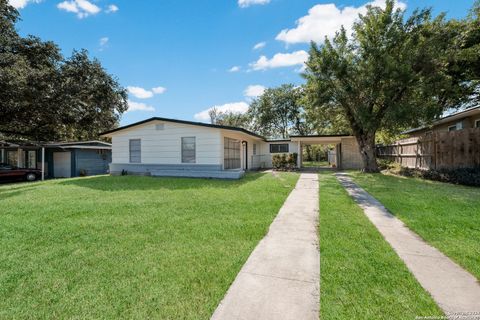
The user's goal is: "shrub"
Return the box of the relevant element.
[272,153,298,171]
[377,158,395,170]
[388,166,480,187]
[287,153,298,170]
[79,169,87,177]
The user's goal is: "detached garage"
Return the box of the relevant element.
[0,140,112,179]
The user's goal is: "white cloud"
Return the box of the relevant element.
[9,0,41,9]
[127,86,153,99]
[126,101,155,113]
[228,66,241,72]
[238,0,270,8]
[276,0,407,44]
[244,85,265,98]
[99,37,109,46]
[250,50,308,71]
[57,1,77,13]
[152,86,167,94]
[253,42,266,50]
[98,37,109,51]
[57,0,101,18]
[127,86,166,99]
[194,102,249,122]
[106,4,118,13]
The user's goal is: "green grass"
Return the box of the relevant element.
[319,172,442,319]
[350,172,480,280]
[0,173,299,319]
[302,160,330,167]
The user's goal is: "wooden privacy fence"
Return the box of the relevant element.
[377,128,480,170]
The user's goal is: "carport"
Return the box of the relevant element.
[0,140,112,180]
[290,135,363,170]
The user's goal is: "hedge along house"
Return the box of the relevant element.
[0,140,112,179]
[100,117,364,179]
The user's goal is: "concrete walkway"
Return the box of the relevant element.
[336,173,480,315]
[211,173,320,320]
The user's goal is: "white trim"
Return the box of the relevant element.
[290,136,348,144]
[58,145,112,150]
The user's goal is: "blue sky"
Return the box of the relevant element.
[12,0,474,126]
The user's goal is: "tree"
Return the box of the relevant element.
[208,107,251,128]
[304,0,473,172]
[248,84,309,139]
[216,111,251,128]
[0,0,127,142]
[446,1,480,106]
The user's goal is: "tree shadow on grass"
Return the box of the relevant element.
[58,172,268,192]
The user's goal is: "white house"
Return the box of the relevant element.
[100,117,363,179]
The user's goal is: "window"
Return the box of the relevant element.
[181,137,196,163]
[475,119,480,128]
[253,143,257,156]
[6,151,17,166]
[448,125,457,132]
[129,139,141,163]
[27,150,36,168]
[270,143,289,153]
[224,137,240,169]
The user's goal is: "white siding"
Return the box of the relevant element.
[220,130,263,170]
[258,141,299,168]
[340,137,363,169]
[111,120,222,165]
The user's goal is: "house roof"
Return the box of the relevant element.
[100,117,358,144]
[100,117,265,139]
[403,106,480,134]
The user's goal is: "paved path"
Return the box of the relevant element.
[336,173,480,316]
[211,173,320,320]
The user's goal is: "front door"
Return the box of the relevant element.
[53,152,71,178]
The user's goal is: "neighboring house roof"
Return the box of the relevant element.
[404,106,480,134]
[47,140,112,147]
[100,117,265,140]
[0,140,111,149]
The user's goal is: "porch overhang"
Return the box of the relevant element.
[290,135,353,145]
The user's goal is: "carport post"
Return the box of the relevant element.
[41,147,45,181]
[297,141,302,168]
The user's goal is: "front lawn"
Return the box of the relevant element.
[302,160,330,167]
[350,172,480,280]
[0,173,298,319]
[319,172,441,319]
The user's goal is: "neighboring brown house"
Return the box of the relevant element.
[404,106,480,138]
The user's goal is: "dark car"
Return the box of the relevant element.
[0,163,41,182]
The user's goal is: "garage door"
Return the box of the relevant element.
[53,152,71,178]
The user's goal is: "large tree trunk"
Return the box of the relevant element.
[355,132,379,173]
